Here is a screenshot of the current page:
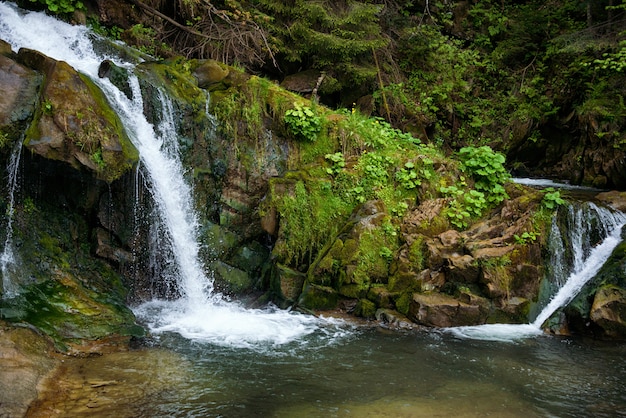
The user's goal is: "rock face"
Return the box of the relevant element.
[508,117,626,189]
[0,42,142,352]
[408,292,488,327]
[280,182,545,327]
[0,43,40,139]
[564,238,626,340]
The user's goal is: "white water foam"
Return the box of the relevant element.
[449,204,626,342]
[0,2,346,348]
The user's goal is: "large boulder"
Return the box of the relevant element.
[408,292,488,327]
[590,285,626,339]
[17,48,138,182]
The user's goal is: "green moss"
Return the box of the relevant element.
[394,292,412,316]
[354,298,377,319]
[138,59,207,114]
[0,198,143,351]
[211,261,254,294]
[272,178,351,267]
[297,282,338,310]
[78,73,139,182]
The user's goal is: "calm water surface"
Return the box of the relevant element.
[30,326,626,417]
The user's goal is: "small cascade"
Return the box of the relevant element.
[0,142,23,298]
[450,201,626,341]
[0,2,342,349]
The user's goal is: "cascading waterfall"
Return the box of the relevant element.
[0,141,23,298]
[450,201,626,341]
[531,202,626,327]
[0,2,340,349]
[4,2,622,347]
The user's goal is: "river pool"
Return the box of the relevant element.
[27,323,626,417]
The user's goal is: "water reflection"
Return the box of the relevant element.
[28,329,626,417]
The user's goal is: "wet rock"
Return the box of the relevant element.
[212,260,255,295]
[298,283,338,310]
[17,48,138,182]
[271,264,306,304]
[375,308,415,329]
[0,324,58,418]
[0,50,41,135]
[596,191,626,212]
[98,59,131,99]
[94,227,133,266]
[590,285,626,339]
[408,292,487,327]
[499,297,531,322]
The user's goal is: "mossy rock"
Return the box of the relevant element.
[590,285,626,339]
[298,282,338,310]
[192,59,230,89]
[18,49,137,182]
[0,273,143,352]
[338,284,367,299]
[354,298,376,319]
[270,263,306,304]
[212,260,255,295]
[199,221,242,259]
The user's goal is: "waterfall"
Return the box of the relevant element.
[531,202,626,327]
[0,2,340,349]
[449,202,626,341]
[0,141,22,298]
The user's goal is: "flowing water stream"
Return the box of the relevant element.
[2,3,626,417]
[0,140,22,298]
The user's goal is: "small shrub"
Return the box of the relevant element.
[458,145,510,205]
[541,188,565,210]
[29,0,85,14]
[284,103,321,142]
[324,152,345,176]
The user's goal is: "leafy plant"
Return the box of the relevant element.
[541,188,565,210]
[91,149,105,169]
[324,152,345,176]
[458,145,510,205]
[395,161,420,189]
[440,186,487,229]
[42,99,54,115]
[29,0,84,14]
[284,103,322,142]
[514,231,540,245]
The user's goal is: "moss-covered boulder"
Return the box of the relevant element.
[17,48,137,182]
[298,283,338,310]
[192,59,230,89]
[589,285,626,339]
